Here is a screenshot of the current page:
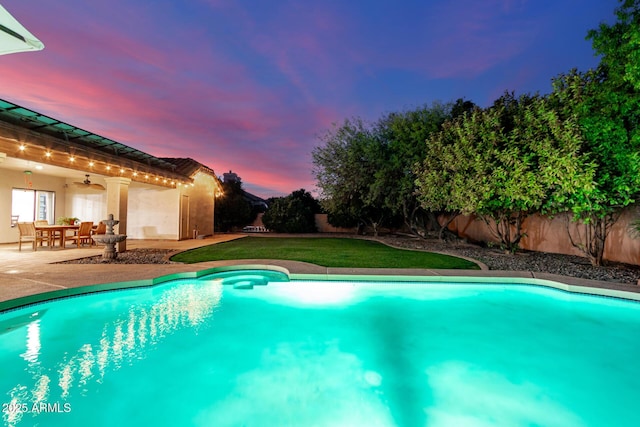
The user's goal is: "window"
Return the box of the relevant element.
[11,189,56,224]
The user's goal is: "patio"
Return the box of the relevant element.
[0,234,244,302]
[2,233,640,305]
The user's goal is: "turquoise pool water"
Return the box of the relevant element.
[1,271,640,426]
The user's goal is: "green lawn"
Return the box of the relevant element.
[170,237,480,269]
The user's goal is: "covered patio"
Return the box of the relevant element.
[0,98,223,250]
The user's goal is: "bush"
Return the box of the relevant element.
[262,189,319,233]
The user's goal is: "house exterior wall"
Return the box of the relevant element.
[2,170,219,243]
[0,169,67,243]
[186,171,217,237]
[64,178,108,224]
[127,184,180,239]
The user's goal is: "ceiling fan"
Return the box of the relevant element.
[73,174,105,190]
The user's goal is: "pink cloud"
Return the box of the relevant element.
[1,0,584,200]
[353,0,538,80]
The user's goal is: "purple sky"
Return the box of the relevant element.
[1,0,617,198]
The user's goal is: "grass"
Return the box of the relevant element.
[170,237,480,269]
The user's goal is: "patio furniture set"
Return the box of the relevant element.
[17,221,107,251]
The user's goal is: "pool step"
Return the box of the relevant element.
[221,275,269,289]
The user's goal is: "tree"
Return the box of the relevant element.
[449,97,477,120]
[415,107,483,240]
[550,68,640,265]
[262,189,320,233]
[312,118,395,236]
[543,1,640,265]
[587,0,640,90]
[374,101,462,238]
[214,180,253,232]
[416,92,591,252]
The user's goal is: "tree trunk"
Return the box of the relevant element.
[565,213,617,266]
[438,212,459,241]
[482,212,524,253]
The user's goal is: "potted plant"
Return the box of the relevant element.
[57,217,79,225]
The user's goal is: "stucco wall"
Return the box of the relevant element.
[313,209,640,266]
[447,209,640,265]
[64,178,108,224]
[3,172,217,242]
[0,169,67,243]
[314,214,357,233]
[127,184,179,239]
[187,171,217,237]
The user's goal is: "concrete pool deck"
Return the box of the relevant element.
[1,234,639,304]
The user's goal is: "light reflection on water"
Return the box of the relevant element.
[2,281,222,427]
[2,280,640,427]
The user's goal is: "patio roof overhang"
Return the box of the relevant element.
[0,100,195,188]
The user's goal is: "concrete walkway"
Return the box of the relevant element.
[1,234,639,304]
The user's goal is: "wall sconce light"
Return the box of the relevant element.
[18,144,25,151]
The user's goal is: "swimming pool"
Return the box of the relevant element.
[1,268,640,426]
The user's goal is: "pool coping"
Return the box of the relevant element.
[2,263,640,313]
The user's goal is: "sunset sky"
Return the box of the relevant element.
[1,0,617,198]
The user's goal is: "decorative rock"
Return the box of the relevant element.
[61,235,640,285]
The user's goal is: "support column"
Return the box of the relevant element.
[105,177,131,252]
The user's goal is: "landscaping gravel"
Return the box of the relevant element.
[58,248,175,265]
[58,235,640,285]
[378,235,640,285]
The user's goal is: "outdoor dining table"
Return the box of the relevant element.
[34,224,80,249]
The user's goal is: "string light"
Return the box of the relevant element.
[14,144,187,190]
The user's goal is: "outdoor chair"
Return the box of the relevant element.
[94,221,106,235]
[65,221,94,247]
[92,222,107,245]
[34,219,57,246]
[17,222,46,251]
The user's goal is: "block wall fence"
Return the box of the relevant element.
[313,211,640,266]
